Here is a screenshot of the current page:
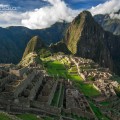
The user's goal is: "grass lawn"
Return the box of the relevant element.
[74,82,100,96]
[51,90,60,106]
[89,102,110,120]
[43,116,54,120]
[46,61,65,69]
[0,113,13,120]
[68,74,83,81]
[17,114,43,120]
[100,101,110,106]
[58,86,64,107]
[44,60,83,81]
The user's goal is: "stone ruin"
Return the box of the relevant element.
[9,66,28,77]
[0,65,97,120]
[64,87,95,119]
[93,79,116,98]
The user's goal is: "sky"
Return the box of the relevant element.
[0,0,120,29]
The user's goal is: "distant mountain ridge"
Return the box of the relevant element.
[1,11,120,66]
[94,14,120,35]
[0,22,69,63]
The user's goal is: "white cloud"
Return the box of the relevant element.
[0,11,25,27]
[21,0,80,29]
[0,4,23,27]
[89,0,120,19]
[0,0,119,29]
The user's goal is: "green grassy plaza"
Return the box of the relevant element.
[43,58,100,97]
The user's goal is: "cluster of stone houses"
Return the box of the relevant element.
[68,56,119,99]
[94,79,116,98]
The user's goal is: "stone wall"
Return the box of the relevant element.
[28,75,43,101]
[10,67,28,77]
[0,74,17,92]
[14,70,36,98]
[30,101,61,115]
[63,108,95,119]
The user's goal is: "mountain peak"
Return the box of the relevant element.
[73,11,93,23]
[80,10,92,17]
[22,36,45,58]
[64,10,118,72]
[64,11,96,55]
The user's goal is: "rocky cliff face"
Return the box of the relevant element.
[94,14,120,35]
[64,11,120,74]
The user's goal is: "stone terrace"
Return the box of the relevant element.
[64,87,95,119]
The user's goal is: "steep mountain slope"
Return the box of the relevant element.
[0,22,68,63]
[64,11,120,75]
[0,27,21,63]
[22,36,45,58]
[94,14,120,35]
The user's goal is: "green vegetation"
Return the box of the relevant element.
[17,113,43,120]
[44,60,83,81]
[51,83,63,107]
[51,90,60,106]
[43,116,54,120]
[58,86,64,107]
[89,102,110,120]
[87,76,95,81]
[38,48,51,58]
[0,113,12,120]
[69,66,78,72]
[100,101,110,106]
[74,82,100,96]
